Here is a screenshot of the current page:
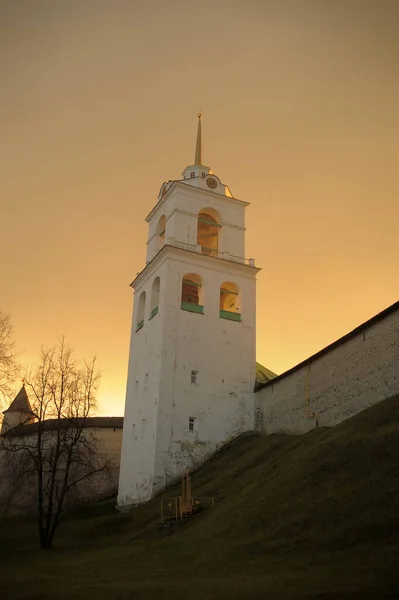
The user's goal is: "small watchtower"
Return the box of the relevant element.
[1,385,34,435]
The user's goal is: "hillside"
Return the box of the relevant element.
[1,394,399,599]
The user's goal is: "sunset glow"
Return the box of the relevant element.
[2,1,398,416]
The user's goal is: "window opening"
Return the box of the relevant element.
[181,274,204,314]
[150,276,160,319]
[136,291,146,330]
[182,280,200,304]
[220,282,241,322]
[190,171,195,178]
[197,209,221,257]
[191,370,198,384]
[188,417,196,432]
[156,216,166,252]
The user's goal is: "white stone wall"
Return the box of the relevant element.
[118,242,257,508]
[0,426,122,514]
[0,411,24,434]
[255,306,399,435]
[117,262,168,507]
[153,249,256,492]
[71,427,123,503]
[146,182,248,263]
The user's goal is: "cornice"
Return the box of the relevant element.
[131,244,260,289]
[145,181,250,223]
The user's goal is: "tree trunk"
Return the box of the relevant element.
[39,526,52,549]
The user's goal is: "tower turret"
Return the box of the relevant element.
[1,385,34,434]
[118,116,260,509]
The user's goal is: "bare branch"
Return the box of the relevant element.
[1,338,105,549]
[0,311,19,405]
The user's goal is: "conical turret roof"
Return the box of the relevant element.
[3,385,32,414]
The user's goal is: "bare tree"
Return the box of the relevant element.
[1,339,108,549]
[0,310,19,405]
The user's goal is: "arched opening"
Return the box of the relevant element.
[181,273,204,314]
[197,208,221,257]
[156,215,166,252]
[150,277,160,319]
[220,282,241,322]
[136,291,146,331]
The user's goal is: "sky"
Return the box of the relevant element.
[1,0,398,416]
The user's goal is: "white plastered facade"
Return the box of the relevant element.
[117,164,259,508]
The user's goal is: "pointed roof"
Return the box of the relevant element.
[255,362,277,388]
[3,385,32,414]
[194,112,202,165]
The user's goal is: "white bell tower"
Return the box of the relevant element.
[117,115,260,508]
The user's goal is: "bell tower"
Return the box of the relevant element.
[117,115,260,508]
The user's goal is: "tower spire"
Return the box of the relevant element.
[194,111,202,165]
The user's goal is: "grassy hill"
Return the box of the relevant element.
[1,394,399,599]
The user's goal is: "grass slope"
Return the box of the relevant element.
[1,394,399,599]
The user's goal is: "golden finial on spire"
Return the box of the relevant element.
[195,110,202,165]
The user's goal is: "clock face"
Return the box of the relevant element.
[206,177,217,189]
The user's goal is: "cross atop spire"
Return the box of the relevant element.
[194,111,202,165]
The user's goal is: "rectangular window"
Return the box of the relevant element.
[189,417,196,432]
[191,370,198,384]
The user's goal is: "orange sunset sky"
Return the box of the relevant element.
[1,0,398,416]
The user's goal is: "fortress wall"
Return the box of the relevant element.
[255,304,399,434]
[69,427,123,504]
[0,427,122,514]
